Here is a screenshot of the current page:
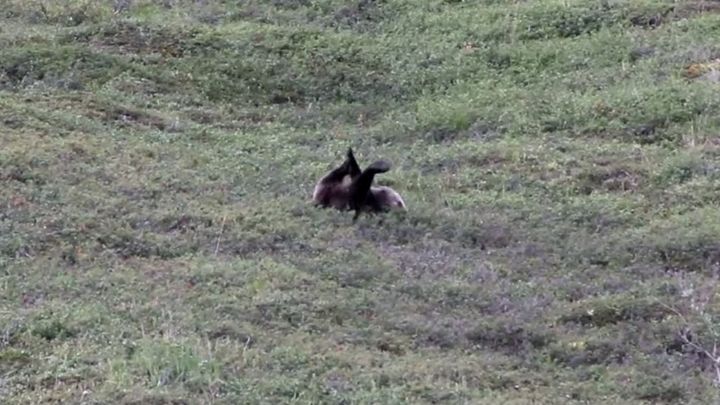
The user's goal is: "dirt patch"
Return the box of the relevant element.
[206,324,254,344]
[106,106,168,130]
[576,166,642,194]
[683,58,720,82]
[89,21,203,57]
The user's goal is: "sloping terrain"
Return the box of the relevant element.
[2,0,720,403]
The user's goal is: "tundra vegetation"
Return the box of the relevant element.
[2,0,720,403]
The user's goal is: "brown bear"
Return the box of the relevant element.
[313,148,406,221]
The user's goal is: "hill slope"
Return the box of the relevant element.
[2,0,720,403]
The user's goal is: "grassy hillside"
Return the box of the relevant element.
[2,0,720,403]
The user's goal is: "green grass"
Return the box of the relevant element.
[2,0,720,403]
